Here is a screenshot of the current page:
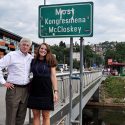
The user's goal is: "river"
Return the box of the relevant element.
[82,105,125,125]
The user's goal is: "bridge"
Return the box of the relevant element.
[0,70,105,125]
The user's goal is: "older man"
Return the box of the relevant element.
[0,38,33,125]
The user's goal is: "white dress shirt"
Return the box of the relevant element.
[0,50,33,85]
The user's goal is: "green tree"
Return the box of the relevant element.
[74,42,80,52]
[59,41,66,48]
[84,45,94,67]
[105,49,116,66]
[116,42,125,63]
[73,59,80,69]
[50,44,70,65]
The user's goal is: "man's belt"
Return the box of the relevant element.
[13,84,28,88]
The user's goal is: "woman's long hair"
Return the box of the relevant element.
[35,43,57,67]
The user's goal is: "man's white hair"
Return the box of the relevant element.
[20,38,32,46]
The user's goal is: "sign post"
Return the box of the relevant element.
[39,2,93,38]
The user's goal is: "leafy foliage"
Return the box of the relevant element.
[103,41,125,65]
[51,41,103,69]
[104,77,125,98]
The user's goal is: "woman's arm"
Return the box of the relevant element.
[51,67,58,102]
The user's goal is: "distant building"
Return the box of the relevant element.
[108,60,125,76]
[73,52,80,61]
[66,44,70,48]
[90,44,103,56]
[0,27,22,57]
[0,27,38,58]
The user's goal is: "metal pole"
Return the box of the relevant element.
[79,37,84,125]
[43,0,46,43]
[44,0,46,4]
[69,37,73,125]
[31,44,34,57]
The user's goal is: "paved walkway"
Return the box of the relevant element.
[0,87,30,125]
[0,87,6,125]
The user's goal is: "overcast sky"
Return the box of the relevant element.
[0,0,125,45]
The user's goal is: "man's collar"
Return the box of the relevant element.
[18,50,28,56]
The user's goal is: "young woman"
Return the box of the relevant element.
[27,43,58,125]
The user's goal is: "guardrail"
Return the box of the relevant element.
[55,71,102,106]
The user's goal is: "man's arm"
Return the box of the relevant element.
[0,54,14,89]
[0,55,10,84]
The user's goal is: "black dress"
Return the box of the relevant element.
[27,59,54,110]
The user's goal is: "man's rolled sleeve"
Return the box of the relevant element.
[0,78,6,85]
[0,54,10,85]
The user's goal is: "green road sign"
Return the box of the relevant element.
[39,2,93,38]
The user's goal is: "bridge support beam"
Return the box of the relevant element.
[92,88,99,102]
